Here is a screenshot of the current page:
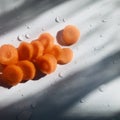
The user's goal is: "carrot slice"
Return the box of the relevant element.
[46,45,62,61]
[0,64,5,73]
[18,41,33,60]
[2,65,23,86]
[36,54,57,74]
[0,44,18,65]
[17,60,36,81]
[57,48,73,64]
[38,33,54,52]
[31,40,44,59]
[62,25,80,45]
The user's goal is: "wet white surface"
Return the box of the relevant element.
[0,0,120,120]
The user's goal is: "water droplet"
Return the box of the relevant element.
[58,72,63,78]
[17,110,32,120]
[17,35,24,41]
[98,85,105,92]
[27,26,30,29]
[25,34,30,39]
[63,18,66,22]
[80,99,85,103]
[25,24,30,29]
[102,20,107,23]
[41,27,45,31]
[55,16,62,23]
[31,102,36,109]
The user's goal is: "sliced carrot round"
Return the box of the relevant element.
[57,48,73,64]
[36,54,57,74]
[38,33,54,52]
[18,41,33,60]
[0,44,18,65]
[17,60,36,81]
[0,64,5,73]
[2,65,23,86]
[47,45,62,61]
[62,25,80,45]
[31,40,44,59]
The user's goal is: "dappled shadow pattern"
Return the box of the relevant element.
[0,0,65,35]
[0,50,120,120]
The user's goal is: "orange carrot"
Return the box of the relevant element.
[0,64,5,73]
[0,44,18,65]
[62,25,80,45]
[38,33,54,52]
[36,54,57,74]
[18,41,33,60]
[2,65,23,86]
[17,60,36,81]
[57,48,73,64]
[31,40,44,59]
[46,45,62,61]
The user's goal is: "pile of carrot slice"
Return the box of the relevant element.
[0,25,80,87]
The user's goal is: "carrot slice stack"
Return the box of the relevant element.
[47,45,62,62]
[31,40,44,59]
[36,54,57,74]
[17,60,36,81]
[2,65,23,86]
[0,44,18,65]
[38,33,54,52]
[18,41,33,60]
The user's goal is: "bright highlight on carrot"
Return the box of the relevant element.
[0,24,80,87]
[0,44,18,65]
[2,65,23,86]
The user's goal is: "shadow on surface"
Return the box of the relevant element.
[0,50,120,120]
[0,0,65,35]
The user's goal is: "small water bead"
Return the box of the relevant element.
[25,34,30,39]
[41,27,45,31]
[98,85,105,92]
[80,99,85,103]
[101,20,107,23]
[17,35,24,41]
[58,72,64,78]
[63,18,66,22]
[55,16,62,23]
